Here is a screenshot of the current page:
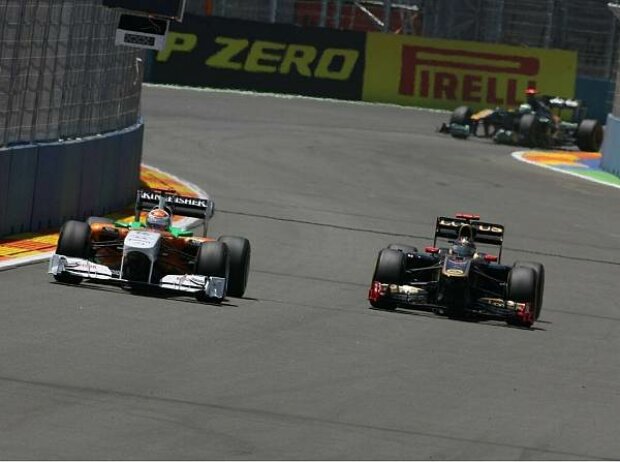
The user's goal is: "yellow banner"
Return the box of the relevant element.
[363,33,577,111]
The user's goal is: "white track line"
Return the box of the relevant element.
[143,83,451,114]
[512,151,620,191]
[0,164,208,271]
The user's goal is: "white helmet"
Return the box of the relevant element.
[146,208,171,230]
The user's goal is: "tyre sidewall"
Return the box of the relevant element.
[218,236,251,298]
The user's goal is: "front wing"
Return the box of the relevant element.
[368,281,534,325]
[49,254,226,300]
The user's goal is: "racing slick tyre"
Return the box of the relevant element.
[86,216,114,226]
[387,243,418,254]
[575,119,603,152]
[54,220,91,284]
[514,261,545,320]
[195,242,229,302]
[218,236,251,298]
[518,114,543,148]
[370,249,406,310]
[449,106,473,138]
[506,266,537,327]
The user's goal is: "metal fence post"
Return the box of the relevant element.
[383,0,392,32]
[269,0,277,23]
[319,0,328,27]
[543,0,555,48]
[334,0,342,29]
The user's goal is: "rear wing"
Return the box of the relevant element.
[134,189,214,235]
[433,216,505,259]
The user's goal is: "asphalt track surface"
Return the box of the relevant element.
[1,86,620,460]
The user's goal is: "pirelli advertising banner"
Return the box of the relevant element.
[150,15,366,100]
[362,33,578,111]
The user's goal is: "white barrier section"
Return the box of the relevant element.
[601,113,620,176]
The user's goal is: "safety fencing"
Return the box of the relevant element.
[0,1,144,147]
[0,1,145,237]
[147,14,577,114]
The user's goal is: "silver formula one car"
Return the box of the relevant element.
[49,189,251,303]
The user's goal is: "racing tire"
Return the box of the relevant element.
[449,106,473,139]
[387,243,418,254]
[370,249,406,310]
[54,220,91,284]
[218,236,251,298]
[575,119,603,152]
[518,113,543,148]
[194,242,229,302]
[506,266,537,328]
[86,216,114,226]
[514,261,545,320]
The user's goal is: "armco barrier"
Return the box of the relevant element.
[149,15,366,101]
[0,145,39,236]
[601,114,620,176]
[0,122,143,237]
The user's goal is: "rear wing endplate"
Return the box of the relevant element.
[135,189,214,235]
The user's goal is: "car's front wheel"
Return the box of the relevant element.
[54,220,91,284]
[450,106,473,138]
[506,266,537,327]
[218,236,251,298]
[370,249,405,310]
[514,261,544,320]
[194,242,228,302]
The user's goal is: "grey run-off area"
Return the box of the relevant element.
[1,86,619,460]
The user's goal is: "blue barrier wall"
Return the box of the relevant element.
[601,114,620,176]
[0,122,143,237]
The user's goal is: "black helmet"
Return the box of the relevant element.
[450,238,476,258]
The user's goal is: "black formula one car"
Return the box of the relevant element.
[368,214,545,328]
[440,95,603,152]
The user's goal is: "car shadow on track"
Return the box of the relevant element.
[368,306,548,331]
[51,281,241,308]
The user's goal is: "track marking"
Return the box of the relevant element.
[143,83,451,114]
[512,150,620,190]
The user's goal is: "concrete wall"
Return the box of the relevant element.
[601,114,620,176]
[0,123,143,237]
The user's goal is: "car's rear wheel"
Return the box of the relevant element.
[576,119,603,152]
[506,266,537,327]
[86,216,114,226]
[195,242,228,302]
[218,236,251,298]
[387,243,418,254]
[514,261,544,320]
[54,220,91,284]
[370,249,405,310]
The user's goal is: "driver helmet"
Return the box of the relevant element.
[450,238,476,258]
[518,103,533,114]
[146,208,171,230]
